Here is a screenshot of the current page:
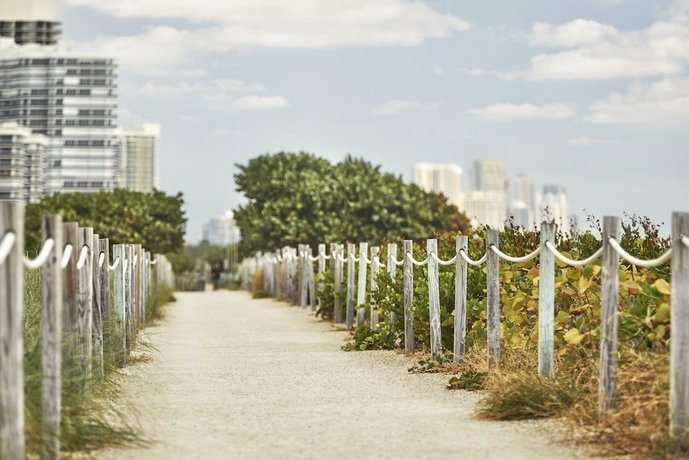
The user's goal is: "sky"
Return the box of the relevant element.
[58,0,689,241]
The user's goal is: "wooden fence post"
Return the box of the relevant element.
[91,234,104,379]
[0,201,25,460]
[346,243,355,330]
[299,245,308,308]
[539,222,556,379]
[317,243,325,308]
[599,216,620,416]
[41,215,63,460]
[77,227,94,381]
[356,242,368,326]
[387,243,398,326]
[487,228,500,369]
[427,239,441,356]
[454,236,467,363]
[370,246,380,330]
[99,238,110,361]
[125,245,134,351]
[403,240,415,353]
[307,246,317,312]
[112,244,126,361]
[62,222,78,367]
[333,244,343,324]
[671,212,689,444]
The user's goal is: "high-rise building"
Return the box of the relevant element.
[0,43,119,195]
[202,211,241,246]
[0,0,60,46]
[119,123,160,192]
[413,162,465,210]
[0,121,47,201]
[540,184,570,233]
[465,159,507,229]
[509,174,537,229]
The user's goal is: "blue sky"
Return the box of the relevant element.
[59,0,689,241]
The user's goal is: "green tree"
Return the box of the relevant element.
[25,189,189,272]
[233,152,470,255]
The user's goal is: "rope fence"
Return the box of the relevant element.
[239,211,689,444]
[0,202,174,460]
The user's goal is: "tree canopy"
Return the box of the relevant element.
[233,152,470,255]
[25,188,188,271]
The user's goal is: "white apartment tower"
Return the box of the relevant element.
[540,184,570,233]
[0,121,47,201]
[413,162,465,210]
[465,159,507,229]
[120,123,160,192]
[509,174,537,229]
[202,211,242,246]
[0,0,120,198]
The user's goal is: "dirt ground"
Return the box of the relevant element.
[98,290,591,460]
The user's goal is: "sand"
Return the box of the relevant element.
[98,290,590,459]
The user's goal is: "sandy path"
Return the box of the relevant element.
[99,290,587,460]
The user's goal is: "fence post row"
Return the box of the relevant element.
[346,243,355,330]
[386,243,397,326]
[0,203,174,460]
[403,239,415,353]
[356,242,368,327]
[453,236,467,363]
[370,246,380,330]
[486,229,500,369]
[332,243,343,324]
[427,239,441,356]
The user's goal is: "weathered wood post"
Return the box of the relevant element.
[486,228,500,369]
[134,244,143,328]
[671,212,689,445]
[62,222,78,367]
[454,236,467,363]
[317,243,326,308]
[307,246,317,312]
[99,238,110,359]
[91,234,104,379]
[370,246,380,330]
[332,244,343,324]
[125,245,134,351]
[346,243,355,330]
[41,215,63,460]
[78,227,94,381]
[299,245,308,308]
[403,240,415,353]
[539,222,556,379]
[599,216,620,416]
[0,201,25,460]
[112,244,126,362]
[387,243,398,326]
[427,239,442,356]
[356,242,369,326]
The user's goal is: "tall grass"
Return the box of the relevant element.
[22,269,174,455]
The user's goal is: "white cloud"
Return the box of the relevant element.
[67,0,469,75]
[467,103,575,121]
[567,136,620,146]
[589,78,689,128]
[528,19,619,47]
[232,95,289,110]
[372,99,440,115]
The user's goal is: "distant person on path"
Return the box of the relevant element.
[211,261,223,290]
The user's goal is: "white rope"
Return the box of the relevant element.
[458,249,487,266]
[23,238,55,269]
[98,251,105,268]
[133,254,138,267]
[406,252,428,266]
[276,254,284,262]
[61,244,73,268]
[489,245,539,263]
[393,256,405,266]
[545,242,602,267]
[373,256,386,268]
[350,254,360,263]
[0,232,16,266]
[150,259,157,265]
[430,252,457,266]
[334,252,346,262]
[309,255,319,262]
[320,252,331,260]
[608,238,672,268]
[682,235,689,249]
[76,245,89,270]
[362,254,371,265]
[109,257,121,271]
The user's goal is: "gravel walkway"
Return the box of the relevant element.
[99,290,589,459]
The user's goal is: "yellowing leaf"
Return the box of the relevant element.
[563,328,584,345]
[656,303,670,323]
[578,276,592,293]
[654,279,671,296]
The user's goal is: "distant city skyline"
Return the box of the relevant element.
[53,0,689,241]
